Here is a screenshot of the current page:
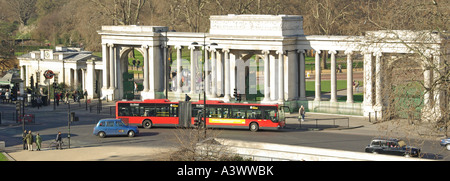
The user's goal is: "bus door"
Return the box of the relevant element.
[178,101,192,128]
[278,106,289,127]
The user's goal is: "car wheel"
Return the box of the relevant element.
[142,120,152,129]
[98,131,106,138]
[250,122,259,132]
[128,130,135,137]
[446,144,450,151]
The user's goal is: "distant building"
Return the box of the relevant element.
[18,46,103,99]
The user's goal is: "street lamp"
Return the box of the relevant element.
[191,36,217,138]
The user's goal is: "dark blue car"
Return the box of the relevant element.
[93,119,139,138]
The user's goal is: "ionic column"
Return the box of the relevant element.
[269,54,277,101]
[329,50,337,102]
[298,50,306,100]
[314,50,322,101]
[374,51,383,107]
[432,52,442,113]
[277,50,285,102]
[189,45,197,94]
[210,48,217,98]
[345,50,354,103]
[262,50,270,102]
[216,51,223,96]
[142,45,149,92]
[108,43,115,90]
[175,45,182,93]
[101,43,109,89]
[20,66,25,83]
[204,47,211,96]
[223,48,231,101]
[363,51,374,107]
[74,68,79,89]
[81,68,86,91]
[286,50,298,101]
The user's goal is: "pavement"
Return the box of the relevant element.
[1,94,443,161]
[2,107,379,161]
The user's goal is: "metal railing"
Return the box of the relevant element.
[298,117,350,129]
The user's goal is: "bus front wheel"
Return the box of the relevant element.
[250,122,259,132]
[142,120,153,129]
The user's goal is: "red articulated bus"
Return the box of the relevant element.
[116,99,286,132]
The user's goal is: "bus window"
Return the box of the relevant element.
[263,109,277,122]
[206,107,222,118]
[248,110,262,119]
[118,103,129,116]
[140,103,155,117]
[222,107,230,118]
[192,108,202,118]
[130,105,140,116]
[169,107,176,117]
[156,106,169,117]
[232,108,246,119]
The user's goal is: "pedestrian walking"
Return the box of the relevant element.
[56,131,62,150]
[83,89,88,100]
[65,91,70,104]
[35,133,42,151]
[56,92,60,106]
[353,80,356,92]
[26,130,33,151]
[37,96,42,108]
[355,81,360,92]
[22,130,27,150]
[298,105,305,122]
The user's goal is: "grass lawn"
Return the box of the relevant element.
[305,80,347,96]
[338,93,364,102]
[0,152,9,161]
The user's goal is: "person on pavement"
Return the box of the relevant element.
[25,130,33,151]
[35,133,42,151]
[56,131,62,150]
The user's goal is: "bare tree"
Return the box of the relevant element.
[89,0,147,25]
[5,0,37,26]
[304,0,352,69]
[360,0,449,158]
[169,127,247,161]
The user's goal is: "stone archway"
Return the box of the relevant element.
[118,46,147,99]
[384,54,425,121]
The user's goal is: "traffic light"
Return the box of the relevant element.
[194,117,199,127]
[233,88,238,99]
[194,112,206,128]
[194,112,201,127]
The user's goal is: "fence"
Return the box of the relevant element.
[298,117,350,129]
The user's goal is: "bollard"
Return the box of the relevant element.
[375,111,378,123]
